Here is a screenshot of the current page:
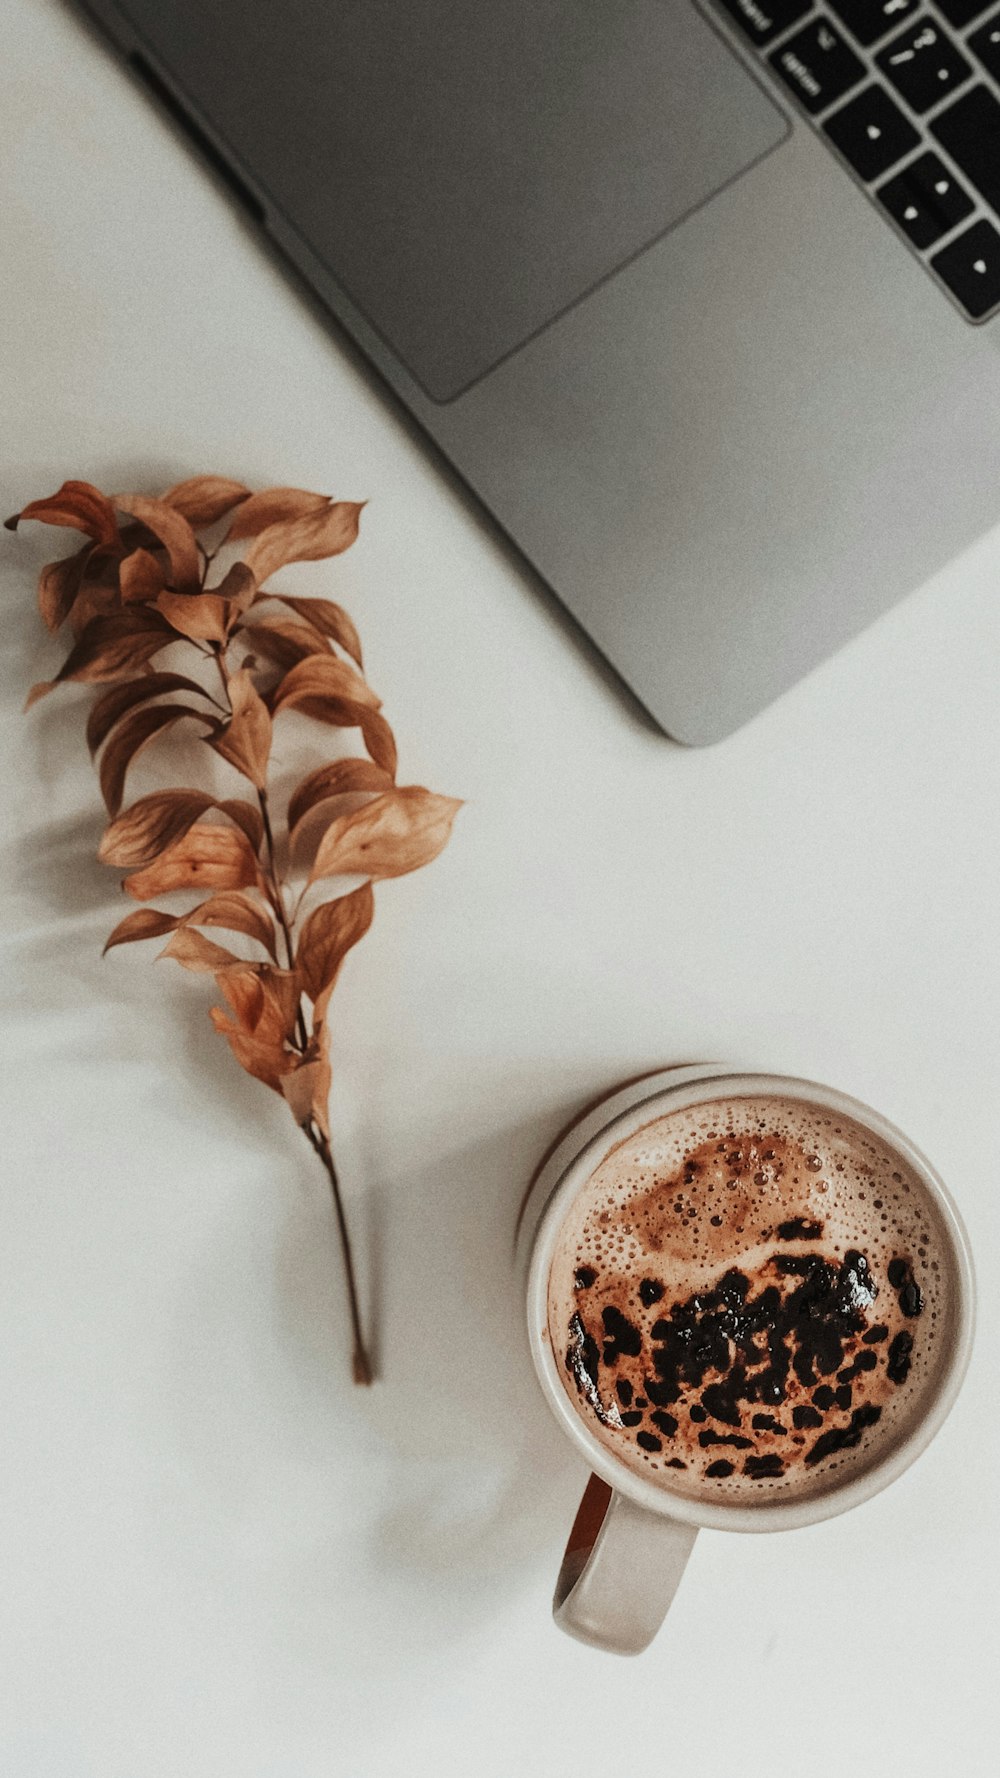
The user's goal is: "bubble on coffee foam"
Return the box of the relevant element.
[547,1096,949,1502]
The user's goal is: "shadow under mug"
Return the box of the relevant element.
[519,1065,976,1655]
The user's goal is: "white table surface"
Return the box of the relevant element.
[2,4,999,1773]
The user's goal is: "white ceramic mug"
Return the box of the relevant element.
[519,1065,976,1656]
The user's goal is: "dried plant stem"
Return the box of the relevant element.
[209,634,364,1355]
[257,789,294,961]
[11,474,461,1388]
[208,644,304,1040]
[303,1118,373,1385]
[258,788,310,1048]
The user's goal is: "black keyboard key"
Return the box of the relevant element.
[969,12,1000,81]
[935,0,991,24]
[769,18,866,113]
[824,83,920,178]
[716,0,813,46]
[878,151,974,245]
[876,18,971,114]
[931,219,1000,316]
[930,86,1000,215]
[828,0,920,47]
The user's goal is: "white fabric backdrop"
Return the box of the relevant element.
[2,4,998,1773]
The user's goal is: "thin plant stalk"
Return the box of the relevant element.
[9,473,460,1385]
[304,1119,373,1385]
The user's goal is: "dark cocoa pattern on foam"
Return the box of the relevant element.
[565,1246,909,1479]
[548,1096,943,1500]
[887,1330,914,1384]
[888,1257,925,1319]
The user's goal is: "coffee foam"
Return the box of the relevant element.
[547,1095,950,1502]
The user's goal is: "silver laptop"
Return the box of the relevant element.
[79,0,1000,742]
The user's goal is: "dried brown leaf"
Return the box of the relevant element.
[241,500,364,585]
[37,547,89,632]
[6,480,120,548]
[271,652,379,714]
[156,590,233,643]
[113,494,200,591]
[210,668,272,790]
[225,486,330,540]
[159,928,241,972]
[103,907,179,954]
[217,798,264,853]
[214,966,266,1031]
[162,475,251,527]
[308,788,461,885]
[271,690,398,778]
[99,705,216,818]
[288,758,394,837]
[99,789,216,868]
[124,824,260,900]
[261,981,298,1045]
[214,962,299,1045]
[65,573,120,638]
[86,672,217,756]
[310,1053,333,1137]
[265,679,396,778]
[238,618,329,674]
[208,1014,296,1093]
[40,609,174,700]
[180,891,277,960]
[255,968,302,1044]
[280,1053,331,1133]
[211,562,256,612]
[279,1061,319,1127]
[120,547,166,605]
[275,596,364,668]
[296,881,374,1006]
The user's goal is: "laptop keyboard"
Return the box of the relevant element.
[707,0,1000,322]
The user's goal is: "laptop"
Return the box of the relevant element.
[78,0,1000,742]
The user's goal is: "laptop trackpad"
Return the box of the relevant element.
[126,0,788,401]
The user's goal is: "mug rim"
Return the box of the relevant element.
[525,1067,976,1534]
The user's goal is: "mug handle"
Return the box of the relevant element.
[553,1474,697,1655]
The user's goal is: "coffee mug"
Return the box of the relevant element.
[519,1066,975,1655]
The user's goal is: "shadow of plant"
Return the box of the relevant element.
[2,476,636,1670]
[155,1062,601,1664]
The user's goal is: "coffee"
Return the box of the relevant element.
[547,1094,950,1500]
